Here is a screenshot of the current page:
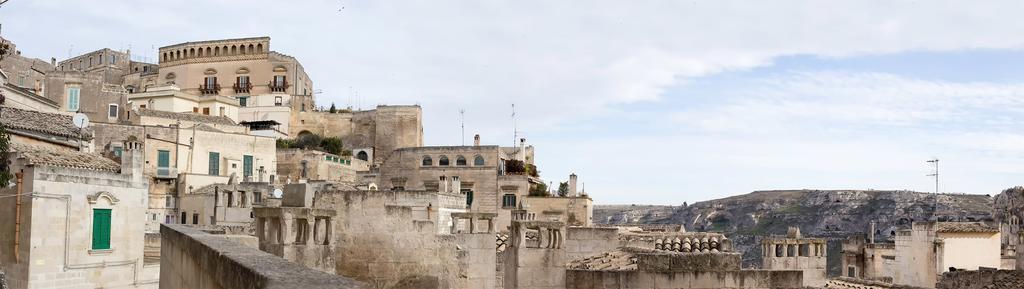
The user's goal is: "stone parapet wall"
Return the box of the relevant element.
[159,224,362,289]
[565,269,804,289]
[937,269,1024,289]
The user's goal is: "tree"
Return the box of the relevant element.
[319,137,343,155]
[294,133,322,149]
[329,103,337,113]
[557,181,569,197]
[529,182,549,197]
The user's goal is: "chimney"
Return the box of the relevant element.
[869,221,876,244]
[518,138,526,161]
[474,134,480,146]
[569,173,578,197]
[50,57,56,67]
[451,176,461,194]
[121,140,145,184]
[440,176,448,193]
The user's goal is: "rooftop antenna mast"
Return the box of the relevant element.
[459,109,465,146]
[511,104,517,147]
[926,158,939,194]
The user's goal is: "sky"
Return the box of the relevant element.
[3,1,1024,204]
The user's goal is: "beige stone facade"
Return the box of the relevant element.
[0,141,158,289]
[290,105,424,162]
[841,221,1002,288]
[760,227,827,287]
[276,148,367,183]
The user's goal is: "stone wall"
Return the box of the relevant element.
[290,105,423,163]
[159,224,363,289]
[936,269,1024,289]
[312,190,489,289]
[565,269,804,289]
[564,227,621,261]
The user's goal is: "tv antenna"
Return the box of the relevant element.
[511,104,518,147]
[459,109,465,146]
[926,158,939,194]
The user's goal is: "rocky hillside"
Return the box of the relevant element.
[595,189,994,273]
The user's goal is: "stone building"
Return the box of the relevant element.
[0,69,59,112]
[253,184,495,289]
[841,221,1002,288]
[760,227,827,287]
[178,182,274,230]
[152,37,314,136]
[276,148,369,183]
[91,115,277,231]
[0,141,159,289]
[290,105,424,162]
[0,106,92,152]
[127,84,241,122]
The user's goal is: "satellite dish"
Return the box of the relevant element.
[272,188,283,198]
[72,113,90,129]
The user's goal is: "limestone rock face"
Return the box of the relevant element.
[595,189,994,274]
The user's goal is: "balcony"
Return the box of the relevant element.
[269,80,289,93]
[233,82,252,94]
[156,167,178,179]
[199,84,220,95]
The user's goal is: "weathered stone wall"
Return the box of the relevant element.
[523,196,594,227]
[565,269,804,289]
[159,224,363,289]
[276,148,359,183]
[44,70,127,123]
[564,227,621,261]
[290,105,422,163]
[936,269,1024,289]
[313,190,487,289]
[0,161,157,289]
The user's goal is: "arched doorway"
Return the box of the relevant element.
[356,151,368,161]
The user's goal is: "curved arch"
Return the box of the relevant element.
[231,45,237,55]
[256,43,264,53]
[165,72,176,79]
[296,130,313,138]
[455,155,467,166]
[215,46,220,56]
[473,155,484,166]
[248,44,254,54]
[189,48,196,58]
[87,191,121,205]
[356,151,369,161]
[204,68,218,75]
[421,156,433,166]
[162,52,168,62]
[438,155,450,166]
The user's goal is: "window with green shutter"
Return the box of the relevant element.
[157,150,170,168]
[209,152,220,175]
[243,155,253,177]
[67,87,80,112]
[92,209,112,250]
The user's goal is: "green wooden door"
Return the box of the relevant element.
[243,155,253,177]
[157,150,170,168]
[92,209,111,250]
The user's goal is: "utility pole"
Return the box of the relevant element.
[511,104,517,147]
[926,158,939,194]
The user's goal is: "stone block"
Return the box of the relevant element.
[282,183,314,207]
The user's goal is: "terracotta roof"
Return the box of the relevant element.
[136,109,236,125]
[567,250,638,271]
[936,222,998,233]
[11,142,120,172]
[1,106,91,139]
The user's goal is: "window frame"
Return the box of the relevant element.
[108,104,119,118]
[66,86,81,112]
[208,152,220,175]
[91,209,112,250]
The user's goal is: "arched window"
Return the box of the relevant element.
[215,46,220,56]
[439,156,450,166]
[257,43,264,53]
[422,156,433,166]
[206,47,211,56]
[162,53,167,62]
[248,44,254,53]
[473,155,484,166]
[189,48,195,58]
[231,45,237,55]
[455,155,467,166]
[356,151,368,161]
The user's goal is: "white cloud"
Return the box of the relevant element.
[4,1,1024,203]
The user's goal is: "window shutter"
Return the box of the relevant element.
[209,152,220,175]
[92,209,112,250]
[243,155,253,177]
